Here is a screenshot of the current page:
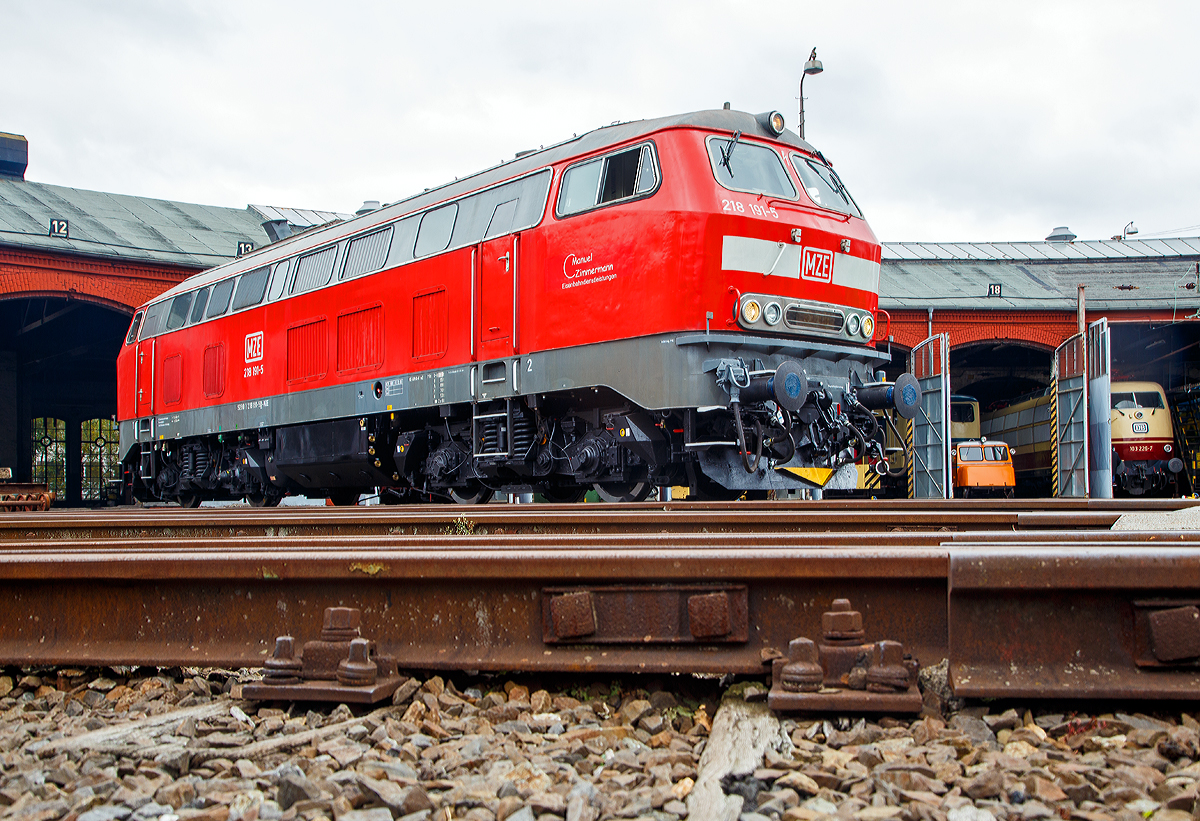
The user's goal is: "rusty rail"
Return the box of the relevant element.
[2,522,1200,701]
[0,496,1193,541]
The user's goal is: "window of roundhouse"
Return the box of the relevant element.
[706,137,796,199]
[206,278,235,319]
[414,205,457,257]
[165,292,194,331]
[232,266,270,311]
[556,144,659,217]
[189,287,210,324]
[789,153,863,218]
[292,246,338,294]
[124,311,144,345]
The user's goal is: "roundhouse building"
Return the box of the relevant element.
[879,233,1200,409]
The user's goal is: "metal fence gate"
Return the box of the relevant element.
[1053,333,1089,497]
[908,334,951,499]
[1087,318,1112,499]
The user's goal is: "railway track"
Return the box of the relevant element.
[0,497,1191,540]
[2,497,1199,707]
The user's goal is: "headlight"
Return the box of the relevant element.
[1165,443,1173,453]
[846,314,861,336]
[741,299,762,324]
[763,302,782,326]
[768,111,785,135]
[861,314,875,339]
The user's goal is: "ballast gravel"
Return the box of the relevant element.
[0,667,1197,821]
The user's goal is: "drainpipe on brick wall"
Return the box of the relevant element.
[1077,284,1086,337]
[927,307,933,339]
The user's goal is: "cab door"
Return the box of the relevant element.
[135,338,155,417]
[478,234,516,361]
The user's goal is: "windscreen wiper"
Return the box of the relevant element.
[720,131,742,176]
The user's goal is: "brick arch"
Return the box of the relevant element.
[950,337,1056,355]
[0,248,193,314]
[886,309,1077,351]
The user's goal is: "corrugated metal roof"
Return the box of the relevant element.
[883,237,1200,262]
[0,179,271,268]
[249,204,350,229]
[0,180,343,270]
[881,249,1200,312]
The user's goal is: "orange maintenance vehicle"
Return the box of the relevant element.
[951,438,1016,499]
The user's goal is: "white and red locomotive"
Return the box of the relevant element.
[116,108,918,506]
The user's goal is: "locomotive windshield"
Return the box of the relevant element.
[706,137,796,198]
[790,154,862,218]
[1112,391,1165,410]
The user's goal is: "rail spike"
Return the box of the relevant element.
[768,598,923,713]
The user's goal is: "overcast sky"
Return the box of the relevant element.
[4,1,1198,244]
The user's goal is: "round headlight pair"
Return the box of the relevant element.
[742,299,783,326]
[846,313,875,339]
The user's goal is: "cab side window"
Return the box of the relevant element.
[556,143,659,217]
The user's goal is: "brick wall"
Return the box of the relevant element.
[0,248,196,313]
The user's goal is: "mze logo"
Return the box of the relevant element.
[245,331,264,363]
[801,247,834,282]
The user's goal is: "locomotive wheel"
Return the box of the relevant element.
[327,489,363,506]
[540,484,588,504]
[178,493,202,509]
[246,491,282,508]
[449,482,494,505]
[593,481,652,503]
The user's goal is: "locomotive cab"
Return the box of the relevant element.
[1110,381,1183,496]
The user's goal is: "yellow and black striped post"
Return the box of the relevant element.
[1050,381,1060,497]
[905,416,915,499]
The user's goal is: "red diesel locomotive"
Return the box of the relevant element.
[116,108,918,506]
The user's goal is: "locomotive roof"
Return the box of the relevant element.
[144,109,818,304]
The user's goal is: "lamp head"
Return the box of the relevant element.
[804,48,823,75]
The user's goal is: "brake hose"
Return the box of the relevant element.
[732,401,763,473]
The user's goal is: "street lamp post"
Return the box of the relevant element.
[798,48,823,140]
